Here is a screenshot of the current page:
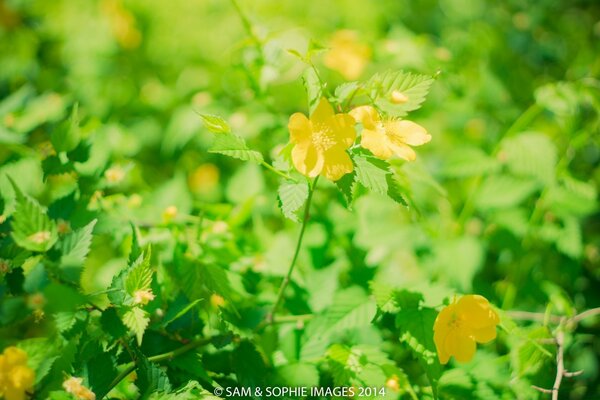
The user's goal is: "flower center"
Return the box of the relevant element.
[448,312,465,330]
[311,124,336,151]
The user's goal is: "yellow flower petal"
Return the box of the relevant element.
[472,325,497,344]
[361,128,393,159]
[444,330,476,363]
[321,147,353,181]
[288,113,312,144]
[457,295,500,330]
[386,120,431,146]
[292,143,324,177]
[388,143,416,161]
[331,113,357,147]
[310,98,335,125]
[350,105,380,130]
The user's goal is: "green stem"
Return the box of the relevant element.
[260,161,296,182]
[265,177,319,324]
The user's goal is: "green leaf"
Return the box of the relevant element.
[370,281,399,313]
[395,293,442,398]
[163,299,203,327]
[442,147,500,178]
[302,67,323,114]
[334,82,359,104]
[209,132,264,163]
[386,173,408,206]
[301,287,377,360]
[123,307,150,345]
[9,178,58,252]
[125,248,153,296]
[335,171,357,208]
[547,176,597,217]
[277,181,309,222]
[57,219,97,282]
[129,223,143,264]
[81,347,118,400]
[51,102,81,153]
[198,114,231,133]
[500,132,557,184]
[172,251,233,303]
[367,71,434,117]
[353,153,391,195]
[475,174,538,211]
[233,340,268,394]
[137,351,172,398]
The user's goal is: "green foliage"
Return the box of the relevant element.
[367,70,434,117]
[277,181,309,222]
[1,1,599,399]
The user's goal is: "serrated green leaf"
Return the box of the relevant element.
[302,68,323,114]
[58,219,97,281]
[369,281,399,313]
[172,250,233,303]
[386,173,408,206]
[198,114,230,133]
[137,352,172,398]
[301,287,377,360]
[9,178,58,252]
[335,171,356,208]
[54,311,86,333]
[51,102,81,152]
[395,302,441,398]
[125,248,153,296]
[233,340,267,394]
[277,181,309,222]
[209,132,264,163]
[123,307,149,345]
[368,71,434,117]
[129,223,142,264]
[334,82,359,104]
[353,154,391,195]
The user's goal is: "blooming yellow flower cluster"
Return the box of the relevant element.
[433,295,500,364]
[0,347,35,400]
[288,98,430,181]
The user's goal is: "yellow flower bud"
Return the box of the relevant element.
[133,289,155,306]
[390,91,409,104]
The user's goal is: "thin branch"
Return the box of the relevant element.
[551,329,565,400]
[532,385,553,394]
[264,177,319,325]
[260,161,296,182]
[506,306,600,325]
[564,370,584,378]
[571,307,600,324]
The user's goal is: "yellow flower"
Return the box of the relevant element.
[433,295,500,364]
[0,347,35,400]
[350,105,431,161]
[323,30,371,80]
[288,98,356,181]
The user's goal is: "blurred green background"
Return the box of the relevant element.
[1,0,600,398]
